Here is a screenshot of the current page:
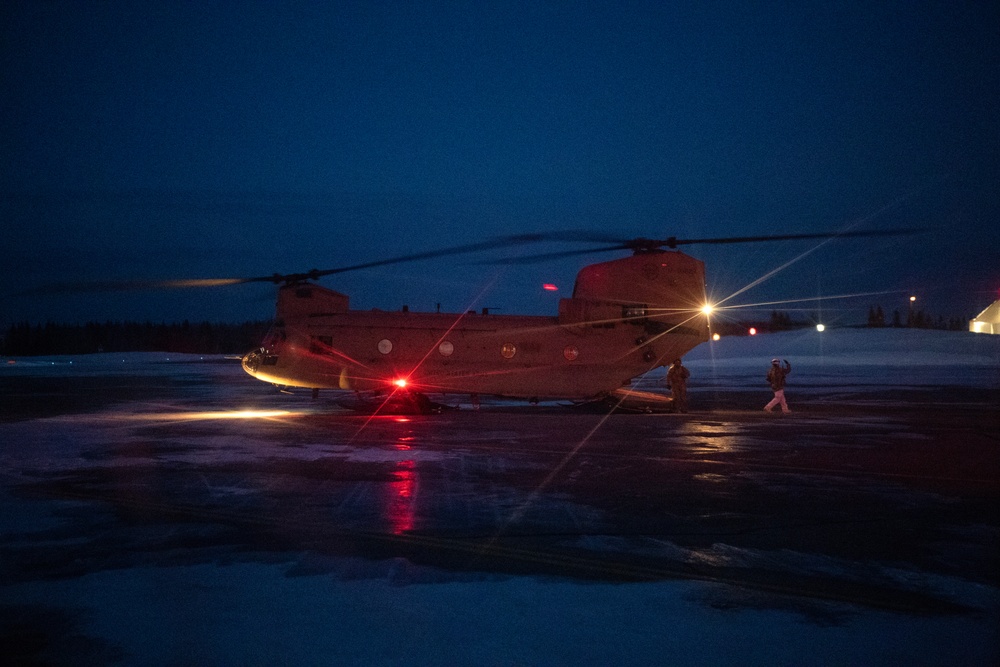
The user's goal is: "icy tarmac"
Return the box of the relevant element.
[2,329,998,665]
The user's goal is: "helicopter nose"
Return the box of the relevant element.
[242,349,262,375]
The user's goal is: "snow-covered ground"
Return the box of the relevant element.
[692,326,1000,367]
[1,328,998,666]
[685,326,1000,386]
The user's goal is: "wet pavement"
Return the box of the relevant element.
[1,354,998,664]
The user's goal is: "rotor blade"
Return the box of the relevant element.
[477,228,927,263]
[299,235,544,279]
[503,227,928,251]
[252,233,581,283]
[19,233,565,296]
[17,277,254,296]
[476,244,636,265]
[498,230,636,244]
[667,228,927,248]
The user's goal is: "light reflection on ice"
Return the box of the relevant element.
[685,543,758,568]
[338,447,446,463]
[55,409,304,422]
[386,457,418,535]
[675,420,750,452]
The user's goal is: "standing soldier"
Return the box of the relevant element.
[764,358,792,414]
[666,358,691,413]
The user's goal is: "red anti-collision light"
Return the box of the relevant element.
[542,283,558,291]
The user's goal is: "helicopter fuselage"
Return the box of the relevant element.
[242,250,711,401]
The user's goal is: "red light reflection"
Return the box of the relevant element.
[386,458,417,535]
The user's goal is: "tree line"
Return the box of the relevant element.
[711,307,969,336]
[865,305,967,331]
[1,320,272,356]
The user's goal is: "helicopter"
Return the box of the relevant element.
[28,229,915,414]
[227,229,911,413]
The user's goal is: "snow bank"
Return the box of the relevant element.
[689,327,1000,367]
[1,353,241,378]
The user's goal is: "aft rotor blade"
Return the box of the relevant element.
[480,228,926,263]
[668,228,926,248]
[480,244,635,265]
[251,233,575,283]
[298,234,552,279]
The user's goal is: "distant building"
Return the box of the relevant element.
[969,300,1000,334]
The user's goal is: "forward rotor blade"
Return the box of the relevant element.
[18,277,253,296]
[18,233,562,296]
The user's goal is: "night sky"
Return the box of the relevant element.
[3,1,998,327]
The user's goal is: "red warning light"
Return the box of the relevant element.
[748,327,757,336]
[394,378,408,388]
[542,283,559,292]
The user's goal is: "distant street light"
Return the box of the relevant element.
[816,324,826,332]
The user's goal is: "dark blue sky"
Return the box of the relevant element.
[3,1,998,325]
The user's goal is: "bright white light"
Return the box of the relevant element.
[749,327,757,336]
[701,304,714,315]
[712,333,721,341]
[394,378,408,388]
[816,324,826,332]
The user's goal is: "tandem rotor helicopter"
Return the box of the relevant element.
[158,229,916,413]
[38,229,916,413]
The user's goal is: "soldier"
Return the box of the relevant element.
[666,358,691,413]
[764,358,792,414]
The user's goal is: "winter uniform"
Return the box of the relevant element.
[764,358,792,413]
[666,359,691,413]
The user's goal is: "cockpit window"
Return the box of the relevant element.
[261,323,286,348]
